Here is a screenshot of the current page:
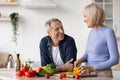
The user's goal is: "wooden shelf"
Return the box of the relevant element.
[0,2,18,6]
[0,18,10,22]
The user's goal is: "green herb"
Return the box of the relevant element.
[9,12,19,45]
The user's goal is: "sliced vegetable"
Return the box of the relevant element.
[36,70,46,77]
[36,67,44,73]
[73,67,80,75]
[43,64,56,75]
[65,72,73,75]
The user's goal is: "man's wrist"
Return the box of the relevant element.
[56,65,66,72]
[61,65,66,71]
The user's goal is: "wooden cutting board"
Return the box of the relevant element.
[53,71,97,78]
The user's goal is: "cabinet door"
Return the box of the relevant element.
[113,0,120,38]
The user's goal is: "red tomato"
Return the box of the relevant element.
[75,75,80,79]
[21,66,29,74]
[16,70,24,77]
[25,71,33,78]
[30,70,36,77]
[45,74,50,79]
[59,74,63,79]
[63,73,66,78]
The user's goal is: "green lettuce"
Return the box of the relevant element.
[43,64,56,75]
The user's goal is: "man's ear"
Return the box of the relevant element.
[47,31,50,35]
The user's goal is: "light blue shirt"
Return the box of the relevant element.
[82,26,119,70]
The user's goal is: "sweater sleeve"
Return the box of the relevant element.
[82,31,91,62]
[82,50,88,62]
[96,28,119,70]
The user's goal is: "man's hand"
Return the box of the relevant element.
[56,58,74,72]
[63,58,74,72]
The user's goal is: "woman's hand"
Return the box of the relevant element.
[79,66,90,75]
[74,58,83,67]
[79,66,97,75]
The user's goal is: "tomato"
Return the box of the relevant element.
[30,70,36,77]
[45,74,50,79]
[25,70,36,78]
[21,66,29,72]
[21,66,29,75]
[36,67,44,73]
[59,74,63,79]
[63,73,66,78]
[16,70,24,77]
[75,75,80,79]
[25,71,33,78]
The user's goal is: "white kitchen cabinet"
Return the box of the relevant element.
[113,0,120,38]
[92,0,120,38]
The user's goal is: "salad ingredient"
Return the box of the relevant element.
[43,64,56,75]
[73,67,80,75]
[45,74,50,79]
[16,70,24,77]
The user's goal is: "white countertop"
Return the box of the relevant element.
[0,68,120,80]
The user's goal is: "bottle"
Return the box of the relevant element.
[7,55,14,68]
[15,53,21,71]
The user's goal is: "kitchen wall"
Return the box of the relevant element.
[0,0,119,63]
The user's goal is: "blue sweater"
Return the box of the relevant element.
[39,34,77,66]
[82,26,119,70]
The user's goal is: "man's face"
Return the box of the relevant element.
[48,21,64,42]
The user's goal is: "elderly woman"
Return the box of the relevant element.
[74,3,119,78]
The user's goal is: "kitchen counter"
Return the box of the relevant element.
[0,68,120,80]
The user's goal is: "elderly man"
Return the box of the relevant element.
[39,18,77,72]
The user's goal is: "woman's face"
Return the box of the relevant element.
[83,15,91,28]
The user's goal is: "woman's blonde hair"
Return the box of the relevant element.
[83,3,105,27]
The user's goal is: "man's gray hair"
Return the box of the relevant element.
[45,18,62,31]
